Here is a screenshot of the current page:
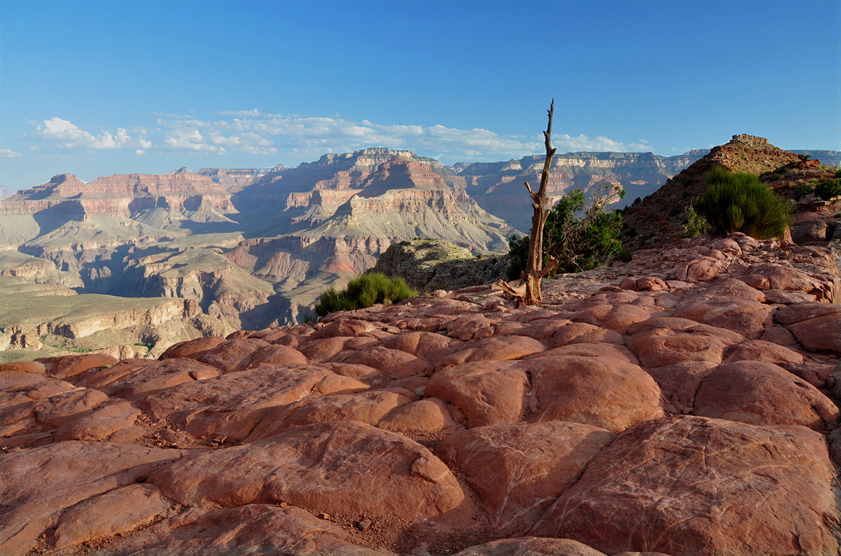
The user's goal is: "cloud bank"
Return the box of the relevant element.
[27,112,649,164]
[33,118,152,150]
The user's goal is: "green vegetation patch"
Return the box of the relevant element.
[693,167,792,239]
[815,179,841,201]
[314,272,417,317]
[507,184,625,278]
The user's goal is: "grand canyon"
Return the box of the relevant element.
[2,145,761,360]
[2,134,841,555]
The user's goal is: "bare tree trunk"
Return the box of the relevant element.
[498,100,559,305]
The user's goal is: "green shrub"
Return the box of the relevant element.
[793,183,815,200]
[835,168,841,178]
[815,179,841,201]
[314,272,417,316]
[681,204,709,238]
[693,166,792,239]
[507,183,625,278]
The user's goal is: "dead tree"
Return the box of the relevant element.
[497,100,559,305]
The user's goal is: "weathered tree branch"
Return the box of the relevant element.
[500,99,558,306]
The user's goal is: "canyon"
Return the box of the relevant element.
[1,144,836,360]
[2,137,841,555]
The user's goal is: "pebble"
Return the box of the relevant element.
[357,518,372,531]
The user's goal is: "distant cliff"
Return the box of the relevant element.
[451,150,708,231]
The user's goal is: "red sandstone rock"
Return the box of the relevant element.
[551,322,624,347]
[467,335,546,362]
[248,389,413,438]
[775,301,840,326]
[299,335,354,360]
[330,346,428,377]
[0,360,46,374]
[149,421,475,525]
[243,343,308,368]
[744,263,829,300]
[197,338,271,373]
[97,358,222,400]
[1,441,183,555]
[436,421,615,536]
[72,358,156,390]
[425,361,528,427]
[673,279,772,338]
[530,416,839,555]
[37,354,119,379]
[788,313,841,354]
[159,336,227,360]
[643,361,718,414]
[517,317,572,341]
[324,362,382,379]
[693,361,838,430]
[47,483,173,550]
[98,505,354,554]
[145,366,367,442]
[454,537,608,556]
[378,397,456,433]
[723,339,804,366]
[522,356,663,433]
[626,317,744,368]
[380,330,462,361]
[311,318,377,339]
[53,399,140,441]
[445,314,493,341]
[528,342,640,366]
[34,388,108,428]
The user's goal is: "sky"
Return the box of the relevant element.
[1,0,839,189]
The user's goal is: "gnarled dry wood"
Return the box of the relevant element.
[501,100,559,306]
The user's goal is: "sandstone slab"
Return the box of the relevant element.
[159,336,227,360]
[93,504,354,555]
[425,361,527,428]
[149,421,475,525]
[48,483,173,550]
[436,421,616,536]
[145,366,367,442]
[37,354,119,379]
[330,346,428,377]
[523,356,663,433]
[98,358,222,400]
[693,361,838,430]
[1,441,183,555]
[530,416,839,555]
[197,338,271,373]
[247,389,413,440]
[454,538,607,556]
[627,318,744,368]
[467,335,546,362]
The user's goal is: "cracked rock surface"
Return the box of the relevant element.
[2,233,840,555]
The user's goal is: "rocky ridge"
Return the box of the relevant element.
[2,231,840,556]
[621,135,839,250]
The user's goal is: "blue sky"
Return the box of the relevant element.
[1,0,838,189]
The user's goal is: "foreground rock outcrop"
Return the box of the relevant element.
[2,232,840,555]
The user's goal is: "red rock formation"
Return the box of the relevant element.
[2,217,841,555]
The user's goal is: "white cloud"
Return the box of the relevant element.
[33,118,152,150]
[27,112,646,163]
[0,148,21,158]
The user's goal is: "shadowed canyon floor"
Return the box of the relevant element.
[2,232,841,555]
